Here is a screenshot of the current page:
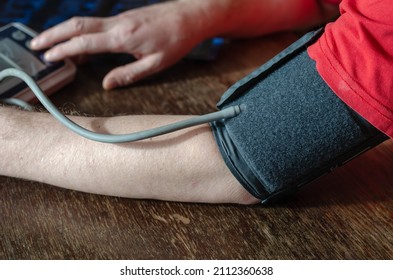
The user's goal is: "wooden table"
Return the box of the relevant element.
[1,33,393,260]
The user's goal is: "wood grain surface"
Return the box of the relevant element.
[1,33,392,260]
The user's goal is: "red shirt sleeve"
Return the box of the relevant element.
[308,0,393,138]
[323,0,341,4]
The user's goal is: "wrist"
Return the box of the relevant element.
[176,0,236,40]
[177,0,274,39]
[176,0,338,39]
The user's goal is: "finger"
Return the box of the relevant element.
[31,17,108,50]
[43,32,115,61]
[102,54,163,89]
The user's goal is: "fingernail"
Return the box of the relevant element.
[44,51,56,61]
[30,38,42,49]
[104,78,118,90]
[30,39,38,48]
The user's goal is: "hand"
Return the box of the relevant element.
[30,2,207,89]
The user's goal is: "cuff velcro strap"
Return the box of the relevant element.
[211,32,387,203]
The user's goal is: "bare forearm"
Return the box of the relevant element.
[182,0,339,39]
[0,107,258,204]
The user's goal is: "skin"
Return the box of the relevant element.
[1,0,339,204]
[0,107,259,204]
[30,0,338,89]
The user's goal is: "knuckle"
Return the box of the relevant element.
[118,70,138,86]
[123,75,135,85]
[73,36,92,51]
[121,72,137,85]
[110,29,130,52]
[70,17,86,34]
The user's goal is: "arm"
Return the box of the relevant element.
[0,106,259,204]
[187,0,339,38]
[308,0,393,139]
[30,0,338,89]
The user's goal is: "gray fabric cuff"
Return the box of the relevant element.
[211,30,387,203]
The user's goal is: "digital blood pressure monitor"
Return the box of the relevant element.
[0,23,76,102]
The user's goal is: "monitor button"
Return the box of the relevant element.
[25,40,32,49]
[12,30,27,41]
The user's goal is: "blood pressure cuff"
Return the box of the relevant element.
[211,29,388,204]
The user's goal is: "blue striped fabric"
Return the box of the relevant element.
[0,0,160,31]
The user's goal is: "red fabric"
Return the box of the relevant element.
[323,0,341,4]
[308,0,393,138]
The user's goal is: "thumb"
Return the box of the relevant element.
[102,54,163,90]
